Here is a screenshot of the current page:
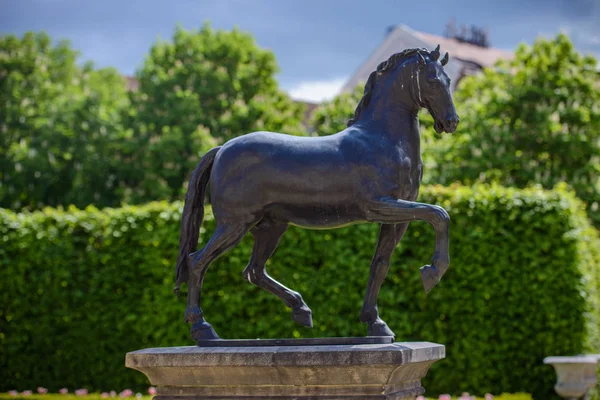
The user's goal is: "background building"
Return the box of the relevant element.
[343,24,513,93]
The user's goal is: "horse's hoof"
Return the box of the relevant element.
[367,320,395,338]
[292,306,313,328]
[421,264,440,293]
[191,320,220,341]
[184,306,203,323]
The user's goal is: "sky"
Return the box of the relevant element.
[2,0,599,102]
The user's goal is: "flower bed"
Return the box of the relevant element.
[1,388,156,400]
[1,392,532,400]
[421,394,532,400]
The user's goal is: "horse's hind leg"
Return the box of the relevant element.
[360,223,408,337]
[185,222,251,340]
[243,219,313,328]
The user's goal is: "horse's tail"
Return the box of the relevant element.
[174,146,221,296]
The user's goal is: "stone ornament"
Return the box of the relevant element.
[544,356,598,399]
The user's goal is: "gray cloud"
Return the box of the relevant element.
[1,0,598,87]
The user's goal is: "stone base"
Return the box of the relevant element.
[126,341,444,399]
[195,336,393,347]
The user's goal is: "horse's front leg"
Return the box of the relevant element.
[360,223,408,337]
[366,197,450,293]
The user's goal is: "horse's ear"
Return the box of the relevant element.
[417,52,427,68]
[431,45,440,61]
[441,52,449,66]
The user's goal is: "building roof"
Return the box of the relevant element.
[413,29,513,67]
[296,100,319,131]
[124,76,139,91]
[342,24,513,93]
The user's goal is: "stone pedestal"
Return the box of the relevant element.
[125,341,444,400]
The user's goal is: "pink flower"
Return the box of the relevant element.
[439,395,452,400]
[485,395,494,400]
[22,391,33,396]
[101,393,110,398]
[37,387,48,394]
[75,389,88,396]
[60,388,69,395]
[110,391,117,398]
[119,389,133,398]
[148,387,157,396]
[8,391,18,397]
[416,396,425,400]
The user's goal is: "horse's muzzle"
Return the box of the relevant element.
[443,114,459,133]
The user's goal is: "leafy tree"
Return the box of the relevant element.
[0,32,130,210]
[428,34,600,225]
[128,23,305,201]
[310,85,362,136]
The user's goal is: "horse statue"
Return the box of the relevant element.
[175,45,459,341]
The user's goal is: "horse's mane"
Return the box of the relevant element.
[348,48,428,127]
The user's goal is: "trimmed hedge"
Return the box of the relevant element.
[1,185,599,399]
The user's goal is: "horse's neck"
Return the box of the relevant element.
[388,114,421,163]
[386,112,420,148]
[358,106,422,159]
[359,69,422,156]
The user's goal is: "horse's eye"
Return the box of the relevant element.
[428,78,441,84]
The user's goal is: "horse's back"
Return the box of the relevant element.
[209,131,366,225]
[217,130,342,159]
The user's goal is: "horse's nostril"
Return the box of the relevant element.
[446,115,459,128]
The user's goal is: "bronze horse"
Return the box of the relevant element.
[175,46,459,340]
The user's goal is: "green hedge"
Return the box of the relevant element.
[1,185,599,399]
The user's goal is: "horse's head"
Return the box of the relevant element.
[414,46,459,133]
[347,47,460,132]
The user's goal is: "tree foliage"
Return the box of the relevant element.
[127,24,305,201]
[310,85,362,136]
[310,35,600,227]
[428,34,600,225]
[1,26,307,209]
[0,32,130,209]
